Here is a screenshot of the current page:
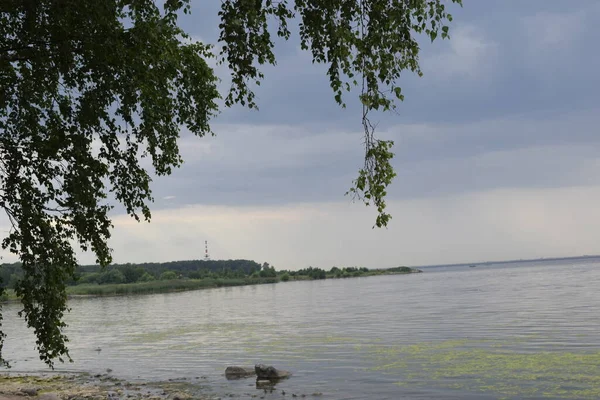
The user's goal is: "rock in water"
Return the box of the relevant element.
[256,379,277,388]
[20,388,38,396]
[255,364,292,379]
[225,366,256,379]
[38,394,61,400]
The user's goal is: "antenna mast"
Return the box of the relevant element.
[204,240,210,261]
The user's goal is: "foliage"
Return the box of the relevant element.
[0,0,461,367]
[77,273,100,285]
[293,267,327,280]
[77,259,262,276]
[67,277,278,297]
[0,263,22,289]
[98,269,125,285]
[2,259,268,288]
[219,0,461,227]
[1,259,420,290]
[0,0,218,367]
[138,272,155,282]
[387,266,414,273]
[121,266,146,284]
[259,264,277,278]
[289,265,419,280]
[330,266,367,278]
[159,271,179,281]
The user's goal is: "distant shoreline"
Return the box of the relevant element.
[0,268,421,303]
[414,255,600,270]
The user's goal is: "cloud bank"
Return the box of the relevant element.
[2,0,600,268]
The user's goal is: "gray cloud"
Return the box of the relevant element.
[87,0,600,266]
[186,1,600,130]
[5,1,600,267]
[77,186,600,268]
[148,106,600,209]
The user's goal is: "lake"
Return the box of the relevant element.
[3,259,600,399]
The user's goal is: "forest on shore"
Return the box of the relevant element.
[0,260,420,299]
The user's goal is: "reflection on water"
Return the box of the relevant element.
[3,259,600,399]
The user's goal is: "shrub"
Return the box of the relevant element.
[98,269,125,284]
[121,265,145,283]
[188,271,202,279]
[159,270,178,280]
[138,272,155,282]
[78,273,101,285]
[281,273,290,282]
[388,266,413,273]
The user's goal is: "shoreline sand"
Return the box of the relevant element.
[0,373,216,400]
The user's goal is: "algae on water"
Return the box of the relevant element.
[358,337,600,399]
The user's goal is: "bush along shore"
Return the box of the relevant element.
[0,260,421,301]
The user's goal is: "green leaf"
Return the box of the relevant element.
[0,0,463,366]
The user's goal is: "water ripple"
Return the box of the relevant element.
[3,259,600,399]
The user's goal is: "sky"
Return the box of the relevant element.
[4,0,600,269]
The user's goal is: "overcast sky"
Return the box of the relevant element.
[4,1,600,269]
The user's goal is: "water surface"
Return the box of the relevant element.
[3,259,600,399]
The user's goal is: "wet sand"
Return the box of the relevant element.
[0,373,214,400]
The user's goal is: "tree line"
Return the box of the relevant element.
[1,261,417,289]
[0,260,273,288]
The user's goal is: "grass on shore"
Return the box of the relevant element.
[0,288,16,301]
[0,278,279,301]
[67,277,279,297]
[0,267,421,302]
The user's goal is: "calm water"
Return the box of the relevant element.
[3,260,600,399]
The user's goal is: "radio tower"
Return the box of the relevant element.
[204,240,210,261]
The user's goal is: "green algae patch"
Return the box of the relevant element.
[0,373,120,400]
[359,338,600,399]
[126,324,364,362]
[0,373,217,400]
[126,321,278,345]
